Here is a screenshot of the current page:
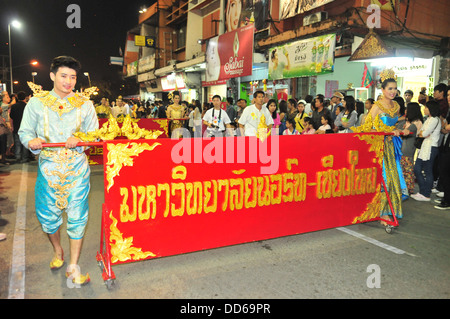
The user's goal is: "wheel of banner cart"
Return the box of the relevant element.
[105,279,115,290]
[385,225,394,234]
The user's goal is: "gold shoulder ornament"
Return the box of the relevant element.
[28,82,97,116]
[351,112,395,133]
[27,81,49,97]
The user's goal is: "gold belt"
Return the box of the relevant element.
[40,148,84,159]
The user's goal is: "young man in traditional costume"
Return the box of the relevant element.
[19,56,99,286]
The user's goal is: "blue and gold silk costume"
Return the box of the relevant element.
[18,89,99,239]
[352,100,407,219]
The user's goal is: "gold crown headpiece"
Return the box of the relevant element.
[380,68,397,83]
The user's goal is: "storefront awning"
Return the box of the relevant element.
[137,71,156,83]
[154,64,176,76]
[175,55,205,70]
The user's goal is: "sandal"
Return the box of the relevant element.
[66,266,90,286]
[50,251,64,270]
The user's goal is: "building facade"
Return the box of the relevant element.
[123,0,449,104]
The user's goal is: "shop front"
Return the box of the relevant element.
[175,56,206,103]
[138,73,161,103]
[264,33,437,104]
[137,54,162,103]
[160,72,201,103]
[370,57,436,102]
[297,39,436,104]
[346,34,438,103]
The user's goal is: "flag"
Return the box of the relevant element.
[361,63,374,88]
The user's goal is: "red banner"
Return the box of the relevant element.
[203,25,254,87]
[86,118,169,164]
[100,133,384,266]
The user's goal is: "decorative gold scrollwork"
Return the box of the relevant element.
[109,211,156,263]
[105,142,161,192]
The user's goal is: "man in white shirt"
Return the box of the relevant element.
[110,102,120,118]
[203,95,232,137]
[113,98,126,117]
[238,90,274,137]
[123,100,131,116]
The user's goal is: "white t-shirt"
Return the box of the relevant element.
[111,106,121,118]
[238,104,274,136]
[203,107,231,132]
[318,124,331,131]
[123,104,130,115]
[283,128,299,135]
[188,110,194,127]
[193,108,202,126]
[304,103,312,116]
[418,116,441,161]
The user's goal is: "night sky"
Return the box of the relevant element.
[0,0,147,96]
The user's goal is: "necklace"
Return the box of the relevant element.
[376,100,399,117]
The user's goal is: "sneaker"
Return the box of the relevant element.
[432,188,439,193]
[434,199,442,204]
[411,193,431,202]
[434,202,450,210]
[436,192,444,198]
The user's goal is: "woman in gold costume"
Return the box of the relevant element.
[166,91,186,138]
[352,69,407,226]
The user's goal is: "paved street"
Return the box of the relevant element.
[0,161,449,300]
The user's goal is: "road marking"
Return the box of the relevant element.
[336,227,416,256]
[8,164,28,299]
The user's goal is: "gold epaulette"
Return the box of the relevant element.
[67,93,87,109]
[351,113,395,133]
[28,81,90,115]
[28,81,49,97]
